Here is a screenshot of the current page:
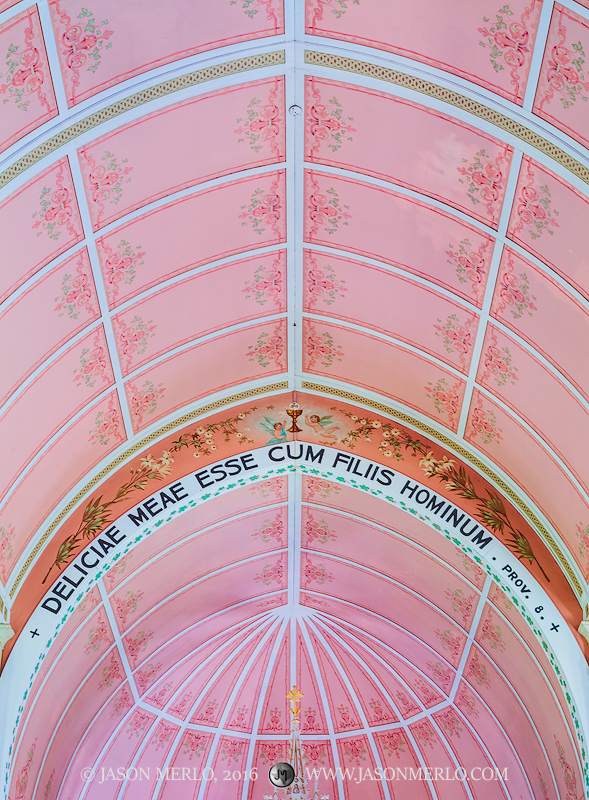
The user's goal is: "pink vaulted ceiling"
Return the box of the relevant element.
[1,0,589,799]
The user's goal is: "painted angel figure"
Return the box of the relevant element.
[305,414,340,443]
[260,417,288,445]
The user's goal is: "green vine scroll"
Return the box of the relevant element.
[43,452,173,584]
[334,409,549,581]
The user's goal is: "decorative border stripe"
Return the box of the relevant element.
[8,381,289,598]
[302,380,583,598]
[0,51,286,191]
[305,51,589,187]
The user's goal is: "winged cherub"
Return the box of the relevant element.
[260,416,288,445]
[305,413,340,443]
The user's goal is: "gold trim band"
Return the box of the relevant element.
[9,381,289,598]
[302,380,583,598]
[0,51,286,191]
[305,51,589,187]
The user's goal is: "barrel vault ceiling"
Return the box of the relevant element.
[1,0,589,798]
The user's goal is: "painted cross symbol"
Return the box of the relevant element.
[30,629,39,638]
[550,623,560,632]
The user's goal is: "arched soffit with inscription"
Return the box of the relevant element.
[1,0,589,799]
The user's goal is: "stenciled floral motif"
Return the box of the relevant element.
[305,253,347,307]
[308,184,350,236]
[425,377,462,427]
[229,0,279,25]
[434,313,474,370]
[482,334,518,386]
[116,315,156,369]
[125,629,153,666]
[304,556,334,585]
[247,325,285,369]
[151,721,176,751]
[128,380,165,427]
[446,237,489,304]
[305,476,340,500]
[456,685,479,717]
[171,408,256,458]
[55,253,95,319]
[88,395,123,447]
[305,324,343,370]
[98,652,122,690]
[32,163,77,240]
[468,397,503,445]
[135,662,161,694]
[239,180,282,237]
[110,685,132,718]
[220,738,244,763]
[537,771,550,800]
[302,709,322,732]
[427,661,454,693]
[170,692,194,718]
[343,738,366,765]
[413,720,437,749]
[182,732,207,759]
[478,2,537,100]
[305,512,337,545]
[229,705,249,729]
[0,524,16,584]
[84,613,109,654]
[249,476,285,500]
[457,148,506,222]
[243,254,283,307]
[43,769,55,800]
[147,681,173,709]
[413,678,440,708]
[465,650,490,687]
[435,628,463,663]
[575,522,589,579]
[15,743,35,800]
[0,13,51,112]
[73,333,108,388]
[115,589,144,628]
[445,587,476,627]
[310,0,359,23]
[555,738,579,800]
[395,691,420,716]
[53,3,113,102]
[513,160,559,240]
[235,81,281,156]
[479,609,506,651]
[380,732,406,759]
[437,708,463,738]
[260,743,285,764]
[125,709,152,738]
[338,705,357,729]
[82,149,132,222]
[253,513,285,545]
[496,258,537,319]
[254,559,284,585]
[307,81,355,156]
[265,706,282,731]
[538,15,589,111]
[102,239,145,297]
[368,698,392,723]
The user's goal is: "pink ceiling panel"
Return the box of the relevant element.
[374,730,432,800]
[202,735,249,800]
[295,629,329,735]
[0,157,83,303]
[102,487,287,593]
[0,391,125,585]
[533,5,589,149]
[0,326,114,503]
[308,631,364,733]
[408,720,472,800]
[476,324,589,493]
[462,646,582,800]
[303,556,467,666]
[305,0,541,104]
[96,171,286,307]
[304,170,494,307]
[465,389,589,585]
[301,507,480,630]
[0,248,99,406]
[491,247,589,401]
[302,318,466,431]
[507,156,589,298]
[47,0,284,107]
[0,0,20,11]
[303,478,487,590]
[336,735,385,800]
[303,250,479,374]
[248,739,337,800]
[0,7,58,153]
[123,319,287,433]
[78,77,286,230]
[305,77,512,228]
[159,730,214,800]
[225,636,276,733]
[112,250,286,375]
[121,719,180,800]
